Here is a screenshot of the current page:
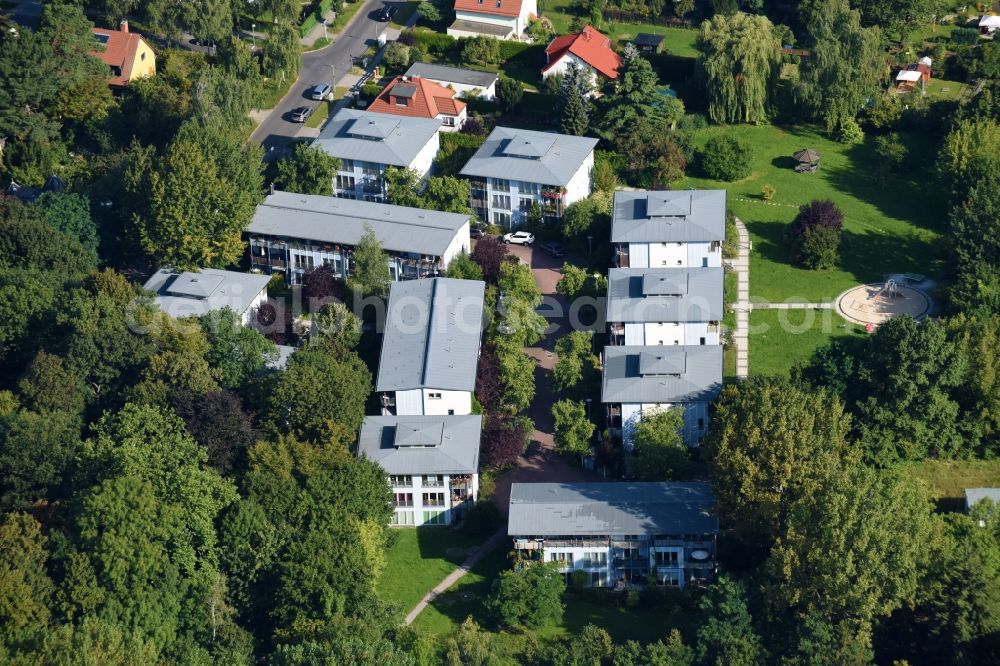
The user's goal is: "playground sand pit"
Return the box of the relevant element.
[836,281,931,326]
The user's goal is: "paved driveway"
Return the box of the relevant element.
[491,244,602,516]
[249,0,402,159]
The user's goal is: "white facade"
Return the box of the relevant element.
[471,153,593,228]
[622,322,719,347]
[241,289,269,326]
[542,52,601,89]
[389,473,480,527]
[394,388,474,416]
[333,133,440,201]
[620,402,710,450]
[448,0,536,38]
[540,543,694,588]
[438,106,468,132]
[439,79,496,100]
[625,241,722,269]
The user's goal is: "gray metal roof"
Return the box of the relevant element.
[965,488,1000,509]
[602,345,722,405]
[359,415,482,475]
[247,191,470,257]
[376,278,486,392]
[508,482,718,536]
[606,268,724,323]
[405,63,499,88]
[313,108,441,166]
[460,126,598,187]
[611,190,726,243]
[143,268,270,319]
[449,18,513,37]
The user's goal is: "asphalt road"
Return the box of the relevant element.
[251,0,397,159]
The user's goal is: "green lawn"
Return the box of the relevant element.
[749,309,862,377]
[903,459,1000,511]
[412,545,690,646]
[379,527,484,614]
[305,99,332,128]
[676,124,948,304]
[542,0,700,57]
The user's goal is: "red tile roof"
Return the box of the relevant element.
[92,27,146,86]
[543,25,623,80]
[368,76,467,121]
[454,0,524,18]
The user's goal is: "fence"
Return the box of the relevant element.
[601,10,694,28]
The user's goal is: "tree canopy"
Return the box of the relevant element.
[698,12,780,124]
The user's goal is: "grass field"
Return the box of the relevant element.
[412,545,687,645]
[542,0,700,58]
[676,124,948,304]
[748,309,862,376]
[903,459,1000,511]
[378,528,484,614]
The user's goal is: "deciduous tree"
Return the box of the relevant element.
[200,308,278,388]
[551,399,594,457]
[470,236,508,284]
[487,561,565,629]
[275,142,341,195]
[480,413,529,469]
[632,408,694,481]
[348,224,391,298]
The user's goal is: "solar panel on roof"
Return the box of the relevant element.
[93,32,110,44]
[634,33,664,46]
[639,350,686,376]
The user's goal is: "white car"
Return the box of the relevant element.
[502,231,535,245]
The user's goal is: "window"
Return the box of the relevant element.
[343,159,355,170]
[676,259,683,266]
[700,337,706,345]
[493,179,510,192]
[428,392,442,399]
[140,52,146,61]
[591,571,607,587]
[493,211,511,227]
[702,257,708,267]
[661,260,667,266]
[698,418,705,430]
[518,198,535,211]
[389,475,412,487]
[654,550,679,566]
[585,551,607,567]
[391,511,415,526]
[423,510,447,525]
[549,552,574,565]
[393,492,413,507]
[442,116,455,126]
[422,475,444,487]
[423,492,445,507]
[448,409,455,415]
[395,96,408,106]
[335,174,356,191]
[293,254,314,271]
[492,194,511,210]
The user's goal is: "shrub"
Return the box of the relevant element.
[461,36,502,65]
[569,570,589,590]
[382,42,410,73]
[698,135,753,181]
[836,117,865,144]
[863,94,903,132]
[497,76,523,113]
[950,27,980,46]
[678,113,709,132]
[874,133,907,173]
[760,184,775,201]
[787,199,843,269]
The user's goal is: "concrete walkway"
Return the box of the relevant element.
[756,302,834,309]
[403,528,507,625]
[730,217,751,379]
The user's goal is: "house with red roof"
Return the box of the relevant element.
[448,0,537,40]
[91,20,156,88]
[367,76,468,131]
[543,26,623,88]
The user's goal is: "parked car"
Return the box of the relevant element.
[310,83,332,100]
[290,106,313,123]
[539,241,565,257]
[502,231,535,245]
[375,5,398,21]
[470,226,487,239]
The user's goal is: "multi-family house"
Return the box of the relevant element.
[606,268,724,347]
[448,0,537,40]
[245,191,471,284]
[460,126,598,227]
[143,268,270,326]
[367,75,468,131]
[404,63,499,100]
[376,278,486,416]
[611,190,726,268]
[92,21,156,88]
[313,109,441,201]
[542,26,623,89]
[602,345,722,448]
[359,415,482,526]
[508,482,718,588]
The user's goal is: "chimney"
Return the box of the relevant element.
[120,19,129,33]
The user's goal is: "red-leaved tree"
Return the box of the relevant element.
[471,236,508,284]
[787,199,844,270]
[476,344,502,409]
[481,414,529,470]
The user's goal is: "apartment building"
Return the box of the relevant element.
[143,268,269,326]
[611,190,726,269]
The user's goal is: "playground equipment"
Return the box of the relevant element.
[835,279,931,327]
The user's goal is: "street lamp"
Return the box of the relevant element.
[330,64,335,88]
[585,398,592,419]
[323,19,328,41]
[587,235,593,255]
[250,23,256,52]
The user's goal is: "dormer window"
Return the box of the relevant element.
[395,96,408,106]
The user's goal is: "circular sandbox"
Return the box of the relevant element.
[836,282,932,326]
